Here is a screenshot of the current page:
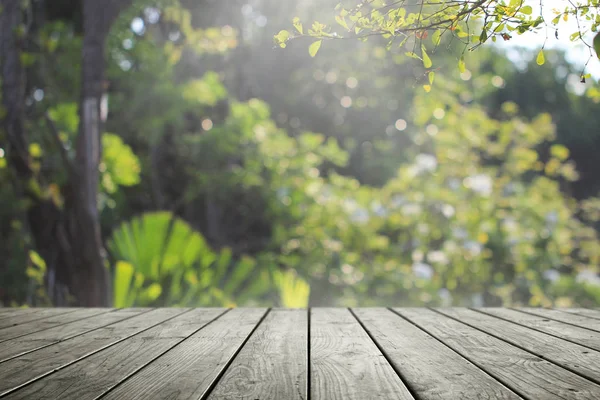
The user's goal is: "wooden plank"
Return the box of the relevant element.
[0,308,82,329]
[0,308,186,396]
[2,308,227,400]
[555,308,600,322]
[518,308,600,332]
[0,308,114,343]
[0,308,43,319]
[101,308,267,400]
[310,308,413,400]
[0,308,146,362]
[207,309,308,400]
[556,307,600,318]
[436,308,600,385]
[397,308,600,399]
[0,309,37,320]
[480,308,600,351]
[353,308,520,399]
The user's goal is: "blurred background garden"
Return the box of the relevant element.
[1,0,600,308]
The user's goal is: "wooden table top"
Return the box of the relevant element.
[0,307,599,399]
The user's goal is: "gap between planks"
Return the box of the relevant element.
[3,308,600,400]
[1,308,230,400]
[0,308,83,330]
[399,308,600,399]
[473,308,600,353]
[99,308,269,400]
[513,308,600,333]
[0,308,121,344]
[433,308,600,389]
[0,308,190,398]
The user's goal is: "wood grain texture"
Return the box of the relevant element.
[311,308,413,400]
[0,308,115,343]
[0,309,39,320]
[2,308,227,400]
[437,308,600,385]
[101,308,267,400]
[559,309,600,320]
[522,308,600,329]
[397,308,600,399]
[0,308,182,395]
[353,308,519,400]
[207,308,308,400]
[0,308,82,329]
[0,309,135,362]
[1,307,599,399]
[479,308,600,351]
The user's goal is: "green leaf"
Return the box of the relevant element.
[536,49,545,65]
[274,269,310,308]
[181,72,228,106]
[309,40,322,57]
[405,51,422,60]
[47,103,79,134]
[594,32,600,59]
[335,15,349,30]
[29,143,43,158]
[19,52,36,67]
[138,283,162,304]
[275,29,290,47]
[432,30,442,46]
[293,17,303,34]
[550,144,569,161]
[421,45,432,68]
[570,32,580,42]
[29,250,46,270]
[428,71,435,85]
[458,56,466,73]
[108,211,215,281]
[479,29,488,43]
[27,251,46,282]
[102,133,141,190]
[113,261,135,308]
[520,5,533,15]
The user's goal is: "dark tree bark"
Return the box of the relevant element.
[65,0,132,306]
[1,0,28,177]
[1,0,70,305]
[1,0,132,307]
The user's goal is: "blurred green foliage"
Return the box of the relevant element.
[109,211,276,307]
[1,0,600,308]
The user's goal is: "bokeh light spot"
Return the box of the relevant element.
[395,119,407,131]
[201,118,213,131]
[346,77,358,88]
[340,96,352,108]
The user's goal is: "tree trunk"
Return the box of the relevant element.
[2,0,69,306]
[66,0,132,306]
[0,0,28,177]
[1,0,131,307]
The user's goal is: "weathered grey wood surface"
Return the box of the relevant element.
[398,308,600,399]
[1,307,600,399]
[311,308,413,400]
[354,308,520,399]
[207,309,308,400]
